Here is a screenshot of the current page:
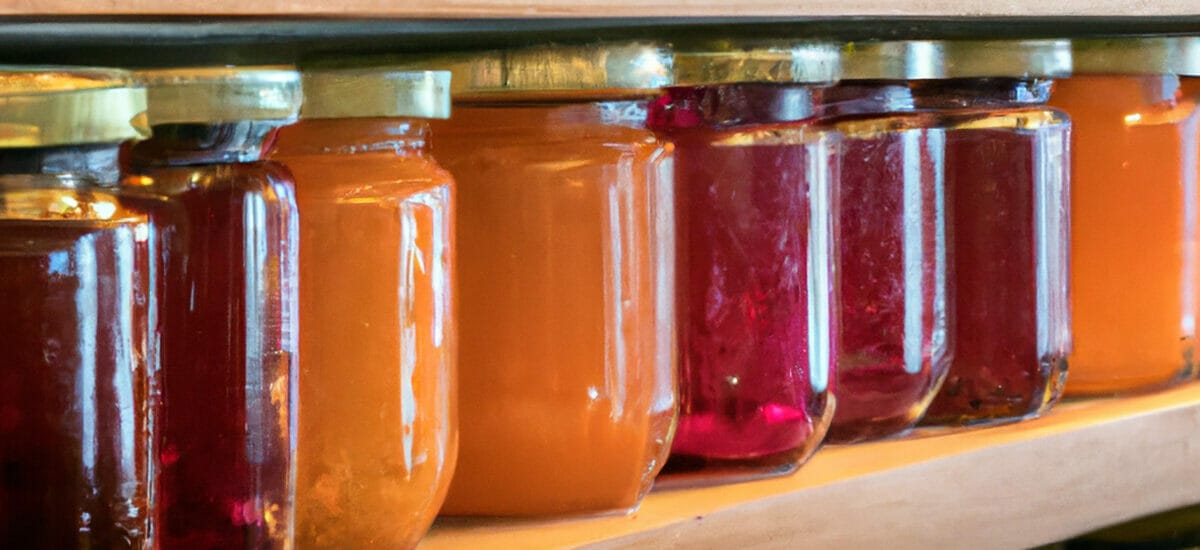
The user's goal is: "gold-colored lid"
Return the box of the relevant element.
[135,66,302,125]
[300,69,450,119]
[843,40,1070,80]
[673,42,840,86]
[0,67,149,148]
[842,41,944,80]
[1072,37,1200,76]
[390,43,672,101]
[939,40,1072,79]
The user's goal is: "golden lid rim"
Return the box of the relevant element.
[0,67,149,147]
[300,69,451,119]
[384,42,673,100]
[672,42,841,86]
[135,66,302,125]
[842,40,1072,80]
[1072,37,1200,76]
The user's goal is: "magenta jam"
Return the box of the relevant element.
[922,118,1070,423]
[649,84,836,478]
[900,78,1071,425]
[828,115,951,442]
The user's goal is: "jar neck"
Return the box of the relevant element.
[272,117,430,156]
[128,121,283,168]
[815,82,916,118]
[908,77,1055,110]
[1096,74,1184,107]
[647,84,818,130]
[0,143,123,186]
[436,101,652,143]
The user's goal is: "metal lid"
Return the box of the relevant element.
[843,40,1070,80]
[136,66,302,125]
[940,40,1072,79]
[391,43,672,101]
[841,41,944,80]
[0,66,149,148]
[673,42,840,86]
[1072,37,1200,76]
[300,69,450,119]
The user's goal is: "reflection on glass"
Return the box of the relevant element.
[923,107,1071,424]
[432,102,677,516]
[271,118,457,547]
[125,121,298,548]
[649,84,837,478]
[0,183,153,549]
[1052,75,1200,395]
[831,119,951,443]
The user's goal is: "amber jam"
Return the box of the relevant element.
[431,102,675,514]
[271,118,456,546]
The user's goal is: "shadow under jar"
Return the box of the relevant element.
[647,43,840,480]
[1050,38,1200,396]
[915,40,1073,425]
[405,44,677,516]
[269,69,457,547]
[123,67,303,548]
[0,68,153,549]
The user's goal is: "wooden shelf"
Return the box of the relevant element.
[421,383,1200,549]
[0,12,1195,548]
[2,18,1200,68]
[2,0,1198,17]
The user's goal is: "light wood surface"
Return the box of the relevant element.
[1,0,1197,16]
[421,383,1200,549]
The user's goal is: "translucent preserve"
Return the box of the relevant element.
[432,101,677,515]
[0,69,153,550]
[648,83,837,475]
[920,79,1071,424]
[0,168,153,549]
[827,113,950,442]
[125,120,298,548]
[271,116,457,547]
[1052,74,1199,395]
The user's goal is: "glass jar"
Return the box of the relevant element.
[123,67,302,548]
[408,44,676,516]
[1049,38,1200,395]
[268,70,456,547]
[1187,68,1200,386]
[646,44,840,476]
[916,41,1073,424]
[810,41,953,443]
[0,68,152,548]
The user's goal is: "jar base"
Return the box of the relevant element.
[922,354,1067,427]
[825,414,918,444]
[1064,364,1194,398]
[656,398,833,489]
[653,445,819,490]
[437,501,643,521]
